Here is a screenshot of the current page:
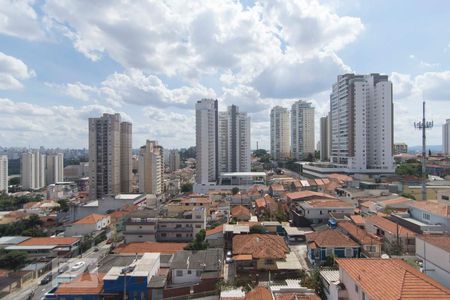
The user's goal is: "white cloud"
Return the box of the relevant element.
[391,72,414,99]
[415,71,450,101]
[0,52,35,90]
[0,0,45,40]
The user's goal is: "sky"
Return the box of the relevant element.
[0,0,449,150]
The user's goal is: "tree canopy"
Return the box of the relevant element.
[184,229,208,250]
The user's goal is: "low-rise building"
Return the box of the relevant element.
[334,258,450,300]
[6,237,80,258]
[231,205,251,221]
[305,229,360,265]
[232,234,289,271]
[416,234,450,289]
[205,225,224,248]
[337,221,382,257]
[408,200,450,232]
[293,199,354,226]
[169,249,223,285]
[364,215,416,254]
[65,213,110,237]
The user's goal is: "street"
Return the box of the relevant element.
[289,244,309,271]
[3,242,110,300]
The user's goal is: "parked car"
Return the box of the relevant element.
[40,273,52,285]
[58,264,69,274]
[225,257,234,264]
[93,247,99,252]
[71,261,85,271]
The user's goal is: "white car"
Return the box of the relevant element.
[71,261,85,271]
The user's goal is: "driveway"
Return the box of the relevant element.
[289,244,309,270]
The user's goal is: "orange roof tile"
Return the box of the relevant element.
[336,258,450,300]
[206,225,224,237]
[233,254,252,261]
[327,173,353,182]
[380,197,411,206]
[270,184,285,191]
[349,215,364,226]
[114,242,186,254]
[416,235,450,252]
[245,286,272,300]
[365,215,416,237]
[19,237,80,246]
[338,221,382,245]
[286,191,336,201]
[73,213,108,225]
[233,234,288,259]
[409,201,450,217]
[255,198,266,208]
[231,205,251,217]
[275,294,320,300]
[55,273,104,295]
[306,229,359,248]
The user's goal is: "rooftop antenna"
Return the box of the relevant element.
[414,100,433,201]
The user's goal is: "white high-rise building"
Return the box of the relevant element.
[291,100,315,160]
[330,73,394,172]
[89,113,132,199]
[443,119,450,156]
[138,140,163,195]
[168,149,181,172]
[320,114,331,161]
[46,153,64,184]
[270,106,290,160]
[195,99,219,184]
[21,150,46,190]
[0,155,8,193]
[218,105,251,173]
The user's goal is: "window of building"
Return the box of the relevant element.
[196,270,202,276]
[187,270,192,275]
[161,233,167,237]
[442,195,449,201]
[176,270,183,276]
[423,213,431,221]
[355,284,359,293]
[176,234,182,238]
[345,248,353,257]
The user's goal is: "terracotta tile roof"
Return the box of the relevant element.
[327,173,353,182]
[114,242,186,254]
[233,234,288,259]
[180,197,211,204]
[306,229,359,248]
[255,198,266,208]
[270,184,285,191]
[206,225,224,237]
[409,201,450,217]
[23,202,39,209]
[365,215,416,237]
[338,221,381,245]
[307,179,317,186]
[336,258,450,299]
[73,213,107,225]
[231,205,251,217]
[380,197,411,206]
[55,273,104,295]
[275,294,320,300]
[360,201,375,208]
[233,254,252,261]
[349,215,365,226]
[303,199,353,208]
[416,235,450,252]
[314,179,325,186]
[286,191,336,201]
[245,286,272,300]
[19,237,80,246]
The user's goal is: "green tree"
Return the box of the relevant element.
[249,225,266,234]
[57,199,70,212]
[181,183,193,193]
[184,229,208,250]
[231,187,240,195]
[0,249,28,271]
[8,177,20,186]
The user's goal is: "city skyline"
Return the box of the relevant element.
[0,1,450,150]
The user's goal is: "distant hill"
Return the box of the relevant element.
[408,145,442,153]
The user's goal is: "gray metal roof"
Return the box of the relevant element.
[98,254,141,273]
[170,249,223,271]
[0,236,30,245]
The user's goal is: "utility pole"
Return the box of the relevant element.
[414,101,433,201]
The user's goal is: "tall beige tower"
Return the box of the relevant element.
[120,122,132,193]
[138,140,163,195]
[291,100,315,160]
[46,153,64,184]
[0,155,8,193]
[21,150,46,190]
[89,113,132,199]
[270,106,290,160]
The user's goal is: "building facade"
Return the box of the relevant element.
[196,99,219,184]
[46,153,64,185]
[168,149,180,172]
[21,150,46,190]
[88,113,132,199]
[0,155,7,193]
[330,73,394,173]
[138,140,163,195]
[443,119,450,156]
[394,143,408,155]
[320,114,330,161]
[291,100,315,160]
[270,106,290,160]
[218,105,251,173]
